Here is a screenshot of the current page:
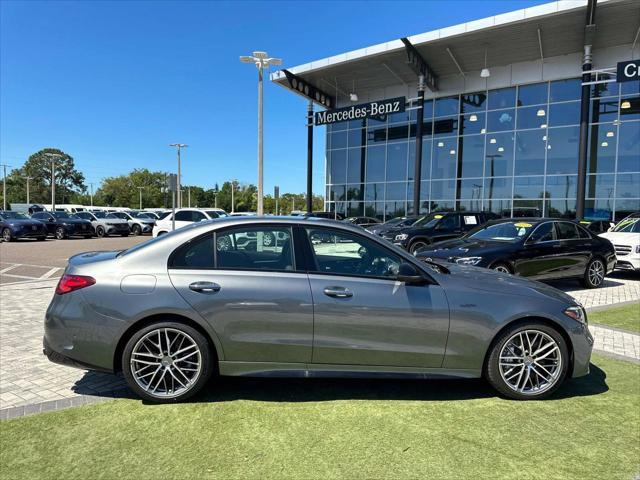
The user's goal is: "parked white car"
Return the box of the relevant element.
[152,208,229,237]
[599,214,640,272]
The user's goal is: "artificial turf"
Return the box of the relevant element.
[1,353,638,480]
[589,303,640,333]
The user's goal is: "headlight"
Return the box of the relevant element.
[455,256,483,266]
[564,306,587,324]
[395,234,408,241]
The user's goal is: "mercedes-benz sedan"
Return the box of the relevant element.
[44,217,593,403]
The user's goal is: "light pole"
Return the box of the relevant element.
[137,186,144,210]
[1,164,8,211]
[231,180,236,213]
[187,187,191,208]
[89,182,94,207]
[169,143,187,208]
[25,176,33,205]
[240,51,282,215]
[43,153,61,211]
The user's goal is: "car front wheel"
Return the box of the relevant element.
[409,239,429,254]
[132,224,142,236]
[96,226,107,237]
[485,322,569,400]
[122,322,213,403]
[582,258,605,289]
[55,227,66,240]
[2,228,13,242]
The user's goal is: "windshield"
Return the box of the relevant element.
[205,211,220,219]
[613,218,640,233]
[93,211,107,218]
[468,221,536,242]
[136,213,153,219]
[53,211,70,219]
[105,214,119,219]
[1,212,29,220]
[413,213,444,228]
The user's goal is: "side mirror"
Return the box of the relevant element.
[396,262,426,284]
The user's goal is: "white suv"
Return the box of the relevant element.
[600,214,640,272]
[152,208,228,237]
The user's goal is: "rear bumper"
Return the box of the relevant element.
[43,337,112,373]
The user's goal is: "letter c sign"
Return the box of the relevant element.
[617,60,640,83]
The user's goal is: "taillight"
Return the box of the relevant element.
[55,274,96,295]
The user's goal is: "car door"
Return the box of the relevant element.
[168,224,314,364]
[303,226,449,368]
[431,213,463,242]
[515,221,565,279]
[34,213,55,234]
[556,221,592,277]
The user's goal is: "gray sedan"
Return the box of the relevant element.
[44,217,593,403]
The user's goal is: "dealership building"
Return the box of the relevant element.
[273,0,639,221]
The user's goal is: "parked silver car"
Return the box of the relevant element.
[110,211,155,236]
[75,211,130,237]
[44,217,593,403]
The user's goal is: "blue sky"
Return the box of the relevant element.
[1,0,547,195]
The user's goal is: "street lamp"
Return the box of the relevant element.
[240,51,282,215]
[137,186,145,210]
[25,176,33,205]
[169,143,187,208]
[0,164,9,211]
[43,153,62,211]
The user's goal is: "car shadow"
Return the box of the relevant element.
[546,278,625,290]
[71,363,608,404]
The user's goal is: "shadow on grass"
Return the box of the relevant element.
[73,363,608,404]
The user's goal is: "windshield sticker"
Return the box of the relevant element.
[463,216,478,225]
[434,214,444,219]
[514,222,532,228]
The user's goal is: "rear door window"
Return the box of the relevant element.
[170,233,215,269]
[215,226,294,272]
[174,211,193,222]
[556,222,580,240]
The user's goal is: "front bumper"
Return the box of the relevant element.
[613,255,640,272]
[106,224,130,234]
[12,226,47,238]
[569,319,593,378]
[66,224,93,236]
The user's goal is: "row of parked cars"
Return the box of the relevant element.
[358,211,639,288]
[0,208,169,241]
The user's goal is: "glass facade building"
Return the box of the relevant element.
[326,77,639,221]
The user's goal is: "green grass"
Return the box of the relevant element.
[1,353,639,480]
[590,303,640,333]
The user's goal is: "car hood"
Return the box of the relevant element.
[60,218,91,225]
[432,262,578,305]
[600,231,640,246]
[103,218,128,224]
[417,238,518,258]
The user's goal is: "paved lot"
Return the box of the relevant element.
[0,235,146,285]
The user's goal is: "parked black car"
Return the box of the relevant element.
[367,216,420,236]
[344,216,382,228]
[387,211,500,254]
[305,211,345,220]
[31,211,94,239]
[578,219,613,234]
[0,211,47,241]
[416,218,616,288]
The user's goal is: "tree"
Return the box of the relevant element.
[94,169,169,208]
[4,148,86,205]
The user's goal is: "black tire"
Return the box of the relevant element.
[132,224,142,236]
[96,226,107,237]
[2,228,13,242]
[122,321,213,403]
[581,257,606,289]
[485,321,569,400]
[55,226,66,240]
[491,262,512,274]
[409,239,429,255]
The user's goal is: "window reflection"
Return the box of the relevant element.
[617,122,640,172]
[518,83,548,106]
[515,130,546,175]
[488,87,516,110]
[549,102,580,126]
[460,135,484,177]
[485,132,514,177]
[432,138,457,178]
[546,126,579,174]
[487,109,515,132]
[588,124,617,173]
[545,175,577,199]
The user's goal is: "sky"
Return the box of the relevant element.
[1,0,548,195]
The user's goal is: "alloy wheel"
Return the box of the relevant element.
[130,328,202,399]
[492,265,510,274]
[588,260,605,287]
[498,330,562,395]
[2,228,11,242]
[55,227,65,240]
[410,241,427,254]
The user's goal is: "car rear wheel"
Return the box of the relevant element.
[132,224,142,236]
[485,322,568,400]
[582,258,605,289]
[2,228,13,242]
[122,322,213,403]
[409,239,429,254]
[55,227,66,240]
[491,262,512,274]
[96,226,107,237]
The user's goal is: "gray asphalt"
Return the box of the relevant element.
[0,235,148,285]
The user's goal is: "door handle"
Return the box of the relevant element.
[189,281,221,293]
[323,287,353,298]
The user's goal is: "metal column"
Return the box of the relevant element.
[412,75,426,215]
[306,101,314,214]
